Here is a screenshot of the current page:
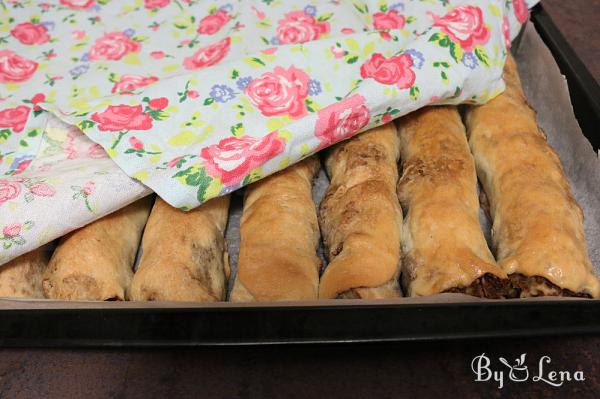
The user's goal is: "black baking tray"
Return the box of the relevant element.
[1,4,599,348]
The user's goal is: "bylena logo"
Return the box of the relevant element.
[471,353,585,389]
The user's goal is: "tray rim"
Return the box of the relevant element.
[1,3,599,347]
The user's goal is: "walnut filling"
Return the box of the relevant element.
[442,273,592,299]
[443,273,513,299]
[508,273,592,299]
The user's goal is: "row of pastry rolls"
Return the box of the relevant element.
[39,194,231,301]
[2,54,598,300]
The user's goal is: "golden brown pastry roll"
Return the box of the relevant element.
[230,157,321,302]
[465,54,600,298]
[397,106,508,297]
[0,247,50,298]
[43,197,153,300]
[130,196,230,302]
[318,124,402,299]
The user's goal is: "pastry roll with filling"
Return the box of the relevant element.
[43,197,153,300]
[397,106,508,297]
[130,196,230,302]
[230,157,321,302]
[319,123,402,299]
[0,246,50,298]
[465,54,600,298]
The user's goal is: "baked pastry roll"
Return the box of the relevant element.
[230,157,321,302]
[319,124,402,299]
[0,246,50,298]
[397,106,508,297]
[43,197,153,300]
[130,196,230,302]
[465,54,600,298]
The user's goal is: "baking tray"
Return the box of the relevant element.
[1,3,599,347]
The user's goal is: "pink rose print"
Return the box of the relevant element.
[150,51,165,59]
[502,16,511,48]
[183,37,230,70]
[60,0,95,9]
[276,11,330,44]
[144,0,170,9]
[13,159,32,175]
[83,181,95,196]
[167,156,183,168]
[513,0,529,23]
[0,105,31,132]
[129,136,144,150]
[89,32,141,61]
[244,66,310,119]
[315,94,370,147]
[0,180,21,206]
[88,143,107,158]
[111,75,159,94]
[11,22,50,45]
[201,131,286,186]
[360,53,416,89]
[431,5,490,52]
[31,93,46,111]
[330,45,344,59]
[91,105,153,131]
[29,182,56,197]
[0,50,38,83]
[197,10,231,35]
[72,30,86,40]
[187,90,199,98]
[3,224,21,238]
[373,10,406,30]
[148,97,168,110]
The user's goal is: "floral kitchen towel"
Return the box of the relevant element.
[0,0,536,264]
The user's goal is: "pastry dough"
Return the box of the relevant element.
[465,54,600,298]
[397,106,508,297]
[43,197,153,300]
[230,157,321,302]
[0,246,50,298]
[319,124,402,299]
[130,196,230,302]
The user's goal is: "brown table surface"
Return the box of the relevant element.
[2,1,600,398]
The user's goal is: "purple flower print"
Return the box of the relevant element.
[210,84,235,103]
[389,3,405,11]
[404,49,424,69]
[41,21,55,31]
[308,79,322,96]
[123,28,136,37]
[219,3,233,13]
[462,52,478,69]
[69,64,89,78]
[304,5,317,16]
[236,76,253,90]
[270,36,280,45]
[80,52,89,62]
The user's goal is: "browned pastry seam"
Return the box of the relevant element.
[318,123,402,299]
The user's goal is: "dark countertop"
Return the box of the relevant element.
[1,2,600,398]
[544,0,600,82]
